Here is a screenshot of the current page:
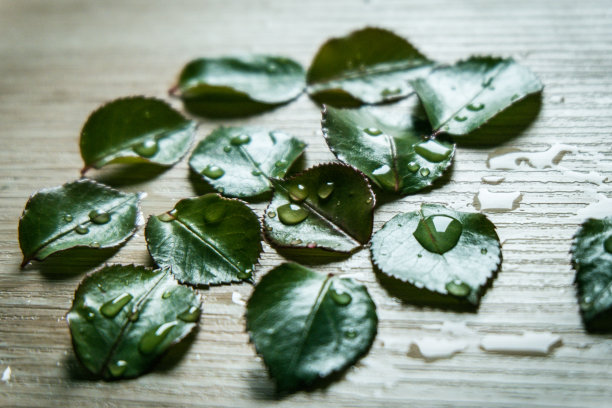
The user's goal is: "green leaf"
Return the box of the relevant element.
[370,204,501,305]
[145,194,262,286]
[411,56,543,137]
[246,263,377,391]
[19,179,141,267]
[306,27,434,107]
[67,265,200,379]
[571,216,612,332]
[80,96,196,173]
[173,55,305,117]
[322,98,455,194]
[189,126,306,198]
[264,163,375,253]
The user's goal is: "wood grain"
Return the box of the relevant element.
[1,0,611,407]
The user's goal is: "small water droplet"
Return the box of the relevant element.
[604,236,612,254]
[481,248,488,255]
[288,183,308,202]
[230,134,251,146]
[417,253,422,258]
[345,329,357,339]
[75,224,89,235]
[366,196,373,204]
[89,209,110,224]
[162,290,172,299]
[364,127,383,136]
[158,212,176,222]
[138,321,178,354]
[251,169,262,176]
[307,242,317,248]
[511,94,519,101]
[237,269,252,279]
[414,140,452,162]
[413,214,463,254]
[63,214,73,222]
[267,211,276,218]
[290,239,303,245]
[482,77,493,87]
[372,164,396,190]
[419,167,430,177]
[330,287,352,306]
[80,306,96,321]
[178,306,200,322]
[445,280,471,297]
[467,103,485,111]
[407,162,420,173]
[97,283,106,292]
[201,164,224,179]
[317,181,334,200]
[90,241,100,248]
[381,87,401,97]
[454,115,468,122]
[275,159,288,168]
[277,203,308,225]
[133,139,158,157]
[128,309,139,322]
[100,293,133,318]
[265,225,273,231]
[109,360,128,377]
[223,145,231,153]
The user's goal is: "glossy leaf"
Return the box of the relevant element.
[322,98,455,194]
[306,27,434,107]
[411,57,543,137]
[19,179,141,267]
[145,194,262,286]
[189,126,305,198]
[370,204,501,305]
[67,265,200,379]
[246,263,377,391]
[80,97,196,172]
[571,216,612,332]
[264,163,375,253]
[173,55,305,117]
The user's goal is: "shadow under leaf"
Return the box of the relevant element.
[89,163,169,187]
[33,246,120,281]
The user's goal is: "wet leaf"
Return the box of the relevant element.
[173,55,305,117]
[264,163,375,253]
[80,97,196,173]
[145,194,262,286]
[411,57,543,137]
[322,98,454,194]
[189,126,305,198]
[246,263,377,391]
[19,179,141,267]
[370,204,501,305]
[571,216,612,332]
[67,265,200,379]
[306,27,434,107]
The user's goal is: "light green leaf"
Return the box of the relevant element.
[67,265,201,379]
[19,179,141,267]
[145,194,262,286]
[80,96,196,173]
[246,262,377,391]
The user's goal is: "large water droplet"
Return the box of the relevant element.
[63,214,73,222]
[372,165,396,190]
[277,203,308,225]
[330,287,352,306]
[363,127,383,136]
[467,103,485,111]
[445,280,471,297]
[89,209,110,224]
[138,321,178,354]
[288,183,308,202]
[75,224,89,235]
[230,134,251,146]
[413,214,463,254]
[454,115,468,122]
[100,293,133,318]
[108,360,128,377]
[317,182,334,200]
[604,236,612,254]
[201,165,224,179]
[133,139,158,157]
[414,140,452,162]
[178,306,200,322]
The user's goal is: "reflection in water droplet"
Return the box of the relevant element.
[139,321,178,354]
[604,236,612,254]
[100,293,133,318]
[454,115,468,122]
[330,287,352,305]
[277,203,308,225]
[223,145,231,153]
[75,224,89,235]
[158,212,176,222]
[201,164,225,179]
[481,248,488,255]
[133,139,158,157]
[372,165,396,190]
[288,183,308,202]
[64,214,73,222]
[178,306,200,322]
[414,140,452,162]
[407,162,420,173]
[275,159,288,168]
[419,168,430,177]
[109,360,128,377]
[467,103,485,111]
[317,182,334,200]
[364,127,383,136]
[230,134,251,146]
[345,329,357,339]
[445,280,471,297]
[89,209,110,224]
[413,214,463,254]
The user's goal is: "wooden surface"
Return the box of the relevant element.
[1,0,611,407]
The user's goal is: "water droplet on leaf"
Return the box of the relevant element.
[267,211,276,218]
[230,134,251,146]
[381,87,401,97]
[317,181,334,200]
[454,115,468,122]
[482,77,493,87]
[467,103,485,111]
[345,329,357,339]
[63,214,73,222]
[133,139,158,157]
[223,145,231,153]
[251,169,262,176]
[481,248,488,255]
[138,321,178,354]
[162,290,172,299]
[90,241,100,248]
[277,203,308,225]
[445,280,471,297]
[413,214,463,254]
[100,293,133,318]
[288,183,308,202]
[414,140,452,162]
[330,287,352,306]
[407,162,420,173]
[75,224,89,235]
[419,167,430,177]
[364,127,383,136]
[178,306,200,322]
[201,165,224,179]
[89,209,110,224]
[109,360,128,377]
[237,270,252,279]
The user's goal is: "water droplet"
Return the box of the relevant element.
[75,224,89,235]
[481,248,488,255]
[90,241,100,248]
[230,134,251,146]
[454,115,468,122]
[161,290,172,299]
[364,127,383,136]
[251,170,262,176]
[330,287,352,306]
[288,183,308,202]
[128,309,139,322]
[372,165,396,190]
[407,162,420,173]
[381,87,401,97]
[108,360,128,377]
[223,145,231,153]
[267,211,276,218]
[237,270,252,279]
[265,225,273,231]
[604,236,612,253]
[482,77,494,87]
[89,209,110,224]
[178,306,200,322]
[275,159,288,168]
[317,181,334,200]
[366,196,373,205]
[307,242,317,248]
[419,167,430,177]
[417,253,422,258]
[100,293,133,318]
[277,203,308,225]
[413,214,463,254]
[133,139,158,157]
[138,321,178,354]
[445,280,471,297]
[80,306,96,321]
[201,164,224,179]
[158,212,176,222]
[63,214,73,222]
[414,140,452,162]
[511,94,519,101]
[467,103,485,111]
[290,239,303,245]
[345,329,357,339]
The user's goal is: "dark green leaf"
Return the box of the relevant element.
[145,194,262,286]
[19,179,141,267]
[189,126,305,198]
[264,163,375,253]
[571,216,612,332]
[173,55,305,117]
[306,27,434,107]
[80,97,196,173]
[322,98,455,194]
[67,265,200,379]
[246,263,377,391]
[370,204,501,305]
[411,57,543,137]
